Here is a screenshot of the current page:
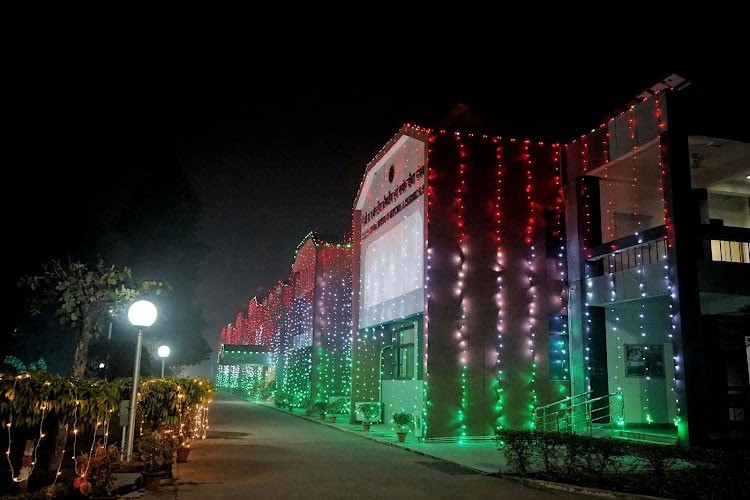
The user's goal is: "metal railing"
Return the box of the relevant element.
[602,238,667,274]
[585,225,668,278]
[534,390,624,436]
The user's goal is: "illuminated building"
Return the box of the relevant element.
[217,77,749,447]
[217,232,353,410]
[351,126,567,439]
[566,83,750,446]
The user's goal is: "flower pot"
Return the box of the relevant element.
[329,416,337,423]
[396,431,407,443]
[176,446,191,463]
[141,471,165,491]
[120,461,145,473]
[362,422,371,432]
[319,413,326,420]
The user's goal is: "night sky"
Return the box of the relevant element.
[6,10,747,377]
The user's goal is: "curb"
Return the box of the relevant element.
[499,476,671,500]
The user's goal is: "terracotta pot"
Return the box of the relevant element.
[177,446,191,463]
[120,461,145,473]
[396,431,407,443]
[141,471,164,491]
[362,422,371,432]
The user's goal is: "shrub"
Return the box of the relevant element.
[535,431,566,475]
[274,392,290,408]
[627,441,683,479]
[495,429,536,475]
[495,430,750,498]
[576,435,628,478]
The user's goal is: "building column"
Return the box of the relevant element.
[661,91,707,446]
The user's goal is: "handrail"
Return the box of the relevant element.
[567,391,621,412]
[534,390,624,436]
[534,391,592,412]
[586,225,666,261]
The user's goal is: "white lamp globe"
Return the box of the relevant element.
[128,300,158,327]
[158,345,171,358]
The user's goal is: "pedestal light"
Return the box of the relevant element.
[158,345,171,377]
[126,300,157,462]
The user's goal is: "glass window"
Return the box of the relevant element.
[395,327,415,380]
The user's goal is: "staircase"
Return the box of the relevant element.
[534,393,678,445]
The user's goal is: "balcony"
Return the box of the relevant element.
[582,224,750,308]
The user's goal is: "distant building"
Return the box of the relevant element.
[216,232,353,408]
[279,232,353,407]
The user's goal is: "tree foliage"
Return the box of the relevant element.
[109,142,212,368]
[17,259,169,377]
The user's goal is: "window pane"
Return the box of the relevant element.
[398,345,414,380]
[399,328,414,345]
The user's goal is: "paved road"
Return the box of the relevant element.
[137,392,592,499]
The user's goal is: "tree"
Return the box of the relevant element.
[109,140,212,367]
[17,259,168,378]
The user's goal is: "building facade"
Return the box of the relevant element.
[566,89,750,446]
[216,232,353,409]
[351,126,568,439]
[216,82,749,447]
[280,233,353,408]
[350,87,749,445]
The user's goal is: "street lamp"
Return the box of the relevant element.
[125,300,157,462]
[158,345,170,377]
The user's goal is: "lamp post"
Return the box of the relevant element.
[126,300,157,462]
[158,345,170,377]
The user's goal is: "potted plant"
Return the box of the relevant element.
[313,400,327,419]
[393,412,413,442]
[274,391,290,408]
[301,396,314,416]
[176,442,191,463]
[136,428,178,490]
[359,403,380,431]
[73,443,120,498]
[326,399,346,423]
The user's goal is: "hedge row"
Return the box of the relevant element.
[495,429,749,499]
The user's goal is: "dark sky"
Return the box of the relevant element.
[6,10,747,377]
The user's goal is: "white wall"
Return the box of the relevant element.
[708,192,750,228]
[605,300,676,425]
[357,135,426,329]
